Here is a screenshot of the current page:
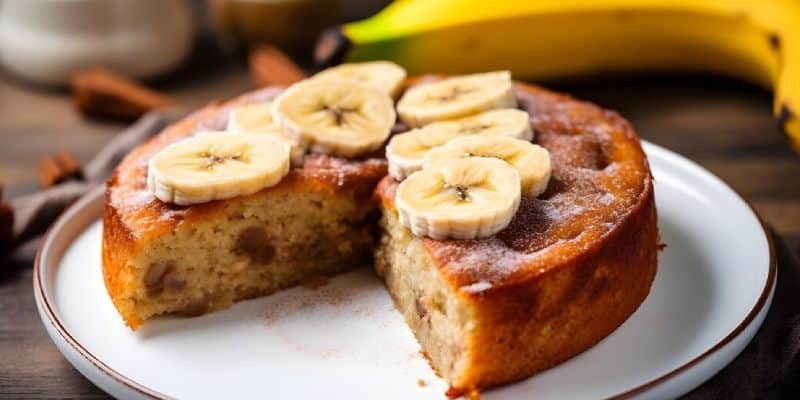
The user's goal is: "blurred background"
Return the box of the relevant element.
[0,0,798,397]
[0,0,390,198]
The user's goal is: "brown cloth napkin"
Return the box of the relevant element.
[3,111,799,397]
[4,110,185,250]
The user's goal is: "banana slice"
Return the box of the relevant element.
[228,102,276,132]
[385,108,533,180]
[227,102,306,166]
[396,71,516,127]
[424,135,551,197]
[312,61,407,99]
[437,108,533,141]
[395,157,521,240]
[147,131,290,206]
[273,79,396,157]
[386,128,462,181]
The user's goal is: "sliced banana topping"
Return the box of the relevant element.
[227,102,306,166]
[312,61,407,99]
[395,157,521,240]
[386,108,533,180]
[436,109,533,141]
[273,79,396,157]
[396,71,516,127]
[228,102,276,132]
[386,128,463,181]
[147,131,290,206]
[424,135,552,197]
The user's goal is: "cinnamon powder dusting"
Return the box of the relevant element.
[302,275,331,290]
[378,84,650,291]
[261,285,355,326]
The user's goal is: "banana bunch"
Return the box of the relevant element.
[315,0,800,151]
[391,71,552,239]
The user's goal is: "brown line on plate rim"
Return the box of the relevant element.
[34,185,171,400]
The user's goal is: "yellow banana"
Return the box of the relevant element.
[314,0,800,151]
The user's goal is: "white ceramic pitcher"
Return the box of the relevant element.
[0,0,194,86]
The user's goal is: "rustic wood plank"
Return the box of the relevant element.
[700,158,800,200]
[751,201,800,235]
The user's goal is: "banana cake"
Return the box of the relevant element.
[102,64,658,394]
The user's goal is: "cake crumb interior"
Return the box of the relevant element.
[375,209,473,382]
[117,190,375,327]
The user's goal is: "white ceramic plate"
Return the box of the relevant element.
[34,142,776,400]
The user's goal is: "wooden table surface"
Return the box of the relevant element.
[1,55,798,398]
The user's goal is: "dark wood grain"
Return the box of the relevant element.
[1,63,799,398]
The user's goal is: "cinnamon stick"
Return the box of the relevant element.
[249,44,307,88]
[71,68,178,120]
[38,150,83,188]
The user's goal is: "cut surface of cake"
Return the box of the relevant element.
[102,68,658,394]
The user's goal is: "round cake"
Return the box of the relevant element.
[102,73,658,395]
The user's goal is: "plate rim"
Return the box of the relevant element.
[33,185,171,400]
[610,143,777,399]
[32,142,777,400]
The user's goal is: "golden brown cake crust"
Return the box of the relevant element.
[376,81,658,391]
